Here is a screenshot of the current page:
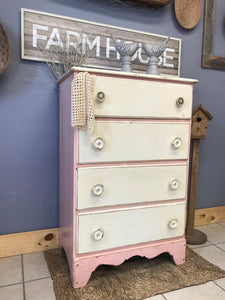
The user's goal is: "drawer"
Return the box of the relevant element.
[77,121,190,163]
[94,76,193,119]
[77,202,185,253]
[77,164,187,209]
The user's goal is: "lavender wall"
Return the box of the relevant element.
[0,0,225,234]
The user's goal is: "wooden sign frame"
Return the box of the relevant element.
[21,8,181,76]
[202,0,225,70]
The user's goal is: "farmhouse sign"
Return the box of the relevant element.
[21,9,181,76]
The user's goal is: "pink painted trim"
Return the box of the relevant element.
[71,238,186,288]
[185,120,192,200]
[75,236,185,257]
[58,70,78,83]
[95,118,191,123]
[76,160,187,169]
[78,158,189,165]
[75,199,186,214]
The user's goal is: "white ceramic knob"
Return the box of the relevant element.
[176,97,184,105]
[168,219,178,229]
[169,178,180,190]
[171,137,182,149]
[93,229,104,241]
[92,184,104,196]
[93,137,105,150]
[96,91,105,102]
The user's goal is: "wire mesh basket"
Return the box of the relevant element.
[0,22,11,74]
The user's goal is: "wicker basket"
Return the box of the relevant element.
[0,22,11,74]
[125,0,172,8]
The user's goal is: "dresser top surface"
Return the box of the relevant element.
[59,67,198,84]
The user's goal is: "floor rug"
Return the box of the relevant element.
[44,247,225,300]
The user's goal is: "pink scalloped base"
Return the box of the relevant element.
[70,238,186,288]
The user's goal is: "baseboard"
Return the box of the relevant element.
[0,206,225,258]
[194,206,225,226]
[0,228,59,258]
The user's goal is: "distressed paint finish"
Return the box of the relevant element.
[78,121,190,163]
[59,68,196,288]
[77,202,186,254]
[77,163,187,209]
[93,75,193,119]
[21,9,181,76]
[72,238,186,288]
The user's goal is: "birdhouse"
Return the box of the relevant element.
[192,104,213,139]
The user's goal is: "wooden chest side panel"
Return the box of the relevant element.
[59,73,76,265]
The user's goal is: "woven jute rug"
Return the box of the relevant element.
[44,247,225,300]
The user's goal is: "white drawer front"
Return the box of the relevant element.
[77,164,187,209]
[77,202,185,253]
[78,121,190,163]
[94,76,193,119]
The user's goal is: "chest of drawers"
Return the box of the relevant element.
[59,67,197,288]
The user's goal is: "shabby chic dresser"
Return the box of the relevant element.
[59,67,198,288]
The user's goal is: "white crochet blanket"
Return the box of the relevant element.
[71,72,96,136]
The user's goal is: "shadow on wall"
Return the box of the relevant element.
[0,17,56,98]
[50,0,171,24]
[49,0,199,37]
[223,16,225,38]
[0,24,15,94]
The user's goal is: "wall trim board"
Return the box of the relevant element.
[0,206,225,258]
[194,206,225,227]
[0,228,59,258]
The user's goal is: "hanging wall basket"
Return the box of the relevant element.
[174,0,202,29]
[0,22,11,74]
[124,0,172,8]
